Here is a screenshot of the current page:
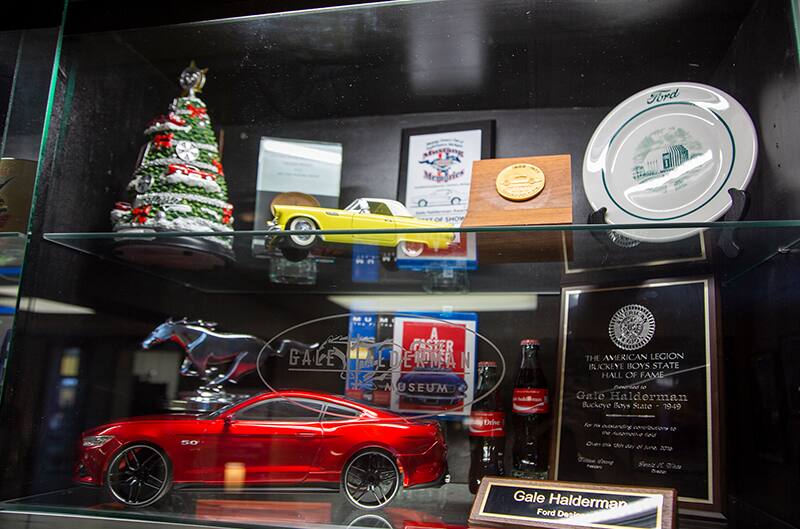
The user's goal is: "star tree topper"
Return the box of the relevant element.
[179,61,208,97]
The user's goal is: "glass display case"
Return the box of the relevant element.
[0,18,60,407]
[1,1,800,528]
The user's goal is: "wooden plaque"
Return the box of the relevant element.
[469,478,677,529]
[462,155,572,227]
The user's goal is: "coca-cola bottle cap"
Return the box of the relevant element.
[477,361,497,368]
[520,338,540,346]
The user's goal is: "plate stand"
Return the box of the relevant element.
[586,206,642,251]
[717,188,750,258]
[587,206,608,226]
[588,188,749,254]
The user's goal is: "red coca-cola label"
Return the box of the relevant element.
[468,411,505,437]
[512,388,549,414]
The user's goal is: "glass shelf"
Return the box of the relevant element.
[0,478,725,529]
[40,222,800,294]
[2,483,478,529]
[42,219,800,238]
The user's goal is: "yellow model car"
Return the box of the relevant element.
[268,198,455,259]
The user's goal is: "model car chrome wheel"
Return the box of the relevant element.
[398,241,425,257]
[342,450,400,510]
[346,513,393,529]
[106,444,171,507]
[288,216,318,248]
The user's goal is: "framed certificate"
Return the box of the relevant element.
[396,121,494,269]
[397,121,494,222]
[552,278,722,514]
[252,137,343,256]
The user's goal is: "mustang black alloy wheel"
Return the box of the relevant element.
[106,444,172,507]
[342,450,401,510]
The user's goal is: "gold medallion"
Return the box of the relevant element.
[495,163,546,201]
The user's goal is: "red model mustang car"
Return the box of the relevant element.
[75,390,448,510]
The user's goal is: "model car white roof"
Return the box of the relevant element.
[346,198,413,217]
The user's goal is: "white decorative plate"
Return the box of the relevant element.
[583,82,757,242]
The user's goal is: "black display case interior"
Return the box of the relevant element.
[1,1,800,528]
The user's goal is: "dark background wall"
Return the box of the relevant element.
[0,31,22,152]
[712,0,800,527]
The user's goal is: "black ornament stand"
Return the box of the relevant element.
[717,188,750,258]
[587,188,749,256]
[586,206,622,250]
[587,206,608,226]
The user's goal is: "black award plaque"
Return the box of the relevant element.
[553,278,721,513]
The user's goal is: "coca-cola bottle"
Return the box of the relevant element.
[468,361,505,493]
[512,339,550,479]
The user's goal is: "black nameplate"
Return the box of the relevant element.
[469,479,676,529]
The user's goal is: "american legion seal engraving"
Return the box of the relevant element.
[608,304,656,351]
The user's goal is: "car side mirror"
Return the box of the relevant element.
[223,415,233,428]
